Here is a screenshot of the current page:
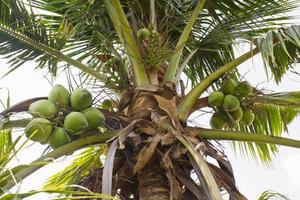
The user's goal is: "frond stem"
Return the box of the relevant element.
[150,0,157,31]
[104,0,149,86]
[2,119,29,129]
[197,129,300,149]
[164,0,206,83]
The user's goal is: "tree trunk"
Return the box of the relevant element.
[138,164,170,200]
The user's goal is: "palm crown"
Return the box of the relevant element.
[1,0,300,199]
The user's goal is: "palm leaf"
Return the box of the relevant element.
[182,0,298,87]
[228,91,300,163]
[258,190,290,200]
[0,129,12,168]
[30,0,133,90]
[44,145,106,189]
[258,25,300,83]
[0,188,118,200]
[0,0,107,83]
[0,0,60,75]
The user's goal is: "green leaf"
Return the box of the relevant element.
[184,0,298,87]
[0,129,12,167]
[0,188,118,200]
[258,190,290,200]
[232,101,299,164]
[44,145,107,189]
[259,25,300,83]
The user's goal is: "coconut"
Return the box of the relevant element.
[64,112,89,135]
[223,95,240,112]
[25,118,53,142]
[208,91,224,107]
[70,88,93,111]
[137,28,150,40]
[48,127,71,149]
[82,108,105,130]
[28,99,58,119]
[234,81,252,96]
[210,114,225,129]
[230,107,243,122]
[48,84,70,107]
[241,110,255,125]
[222,79,237,95]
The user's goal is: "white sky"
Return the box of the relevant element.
[1,50,300,199]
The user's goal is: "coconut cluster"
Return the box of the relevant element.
[208,79,255,129]
[25,85,105,149]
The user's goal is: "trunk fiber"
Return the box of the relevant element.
[138,164,170,200]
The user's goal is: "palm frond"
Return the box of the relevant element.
[0,0,108,84]
[258,25,300,83]
[30,0,131,90]
[0,188,118,200]
[0,129,12,168]
[44,145,106,189]
[258,190,290,200]
[228,92,299,163]
[236,105,297,163]
[183,0,298,87]
[0,0,60,75]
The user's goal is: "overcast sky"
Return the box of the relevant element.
[1,50,300,199]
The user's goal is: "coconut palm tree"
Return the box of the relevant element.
[1,0,300,199]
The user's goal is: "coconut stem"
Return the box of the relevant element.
[197,129,300,148]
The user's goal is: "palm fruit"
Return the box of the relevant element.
[137,28,150,40]
[223,95,240,112]
[48,84,70,107]
[25,118,53,142]
[48,127,71,149]
[82,108,105,130]
[241,110,255,125]
[64,112,89,135]
[222,79,237,95]
[28,99,58,119]
[230,107,243,122]
[208,91,224,107]
[70,88,93,111]
[210,113,225,129]
[234,81,252,96]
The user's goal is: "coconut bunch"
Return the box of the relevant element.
[25,85,105,149]
[208,79,255,129]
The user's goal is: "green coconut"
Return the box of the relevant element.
[48,127,71,149]
[241,110,255,126]
[223,95,240,112]
[64,112,89,135]
[210,114,225,129]
[208,91,224,107]
[48,84,70,107]
[82,108,105,130]
[137,28,150,40]
[230,107,243,122]
[222,79,237,95]
[28,99,58,119]
[70,88,93,111]
[234,81,252,96]
[25,118,53,142]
